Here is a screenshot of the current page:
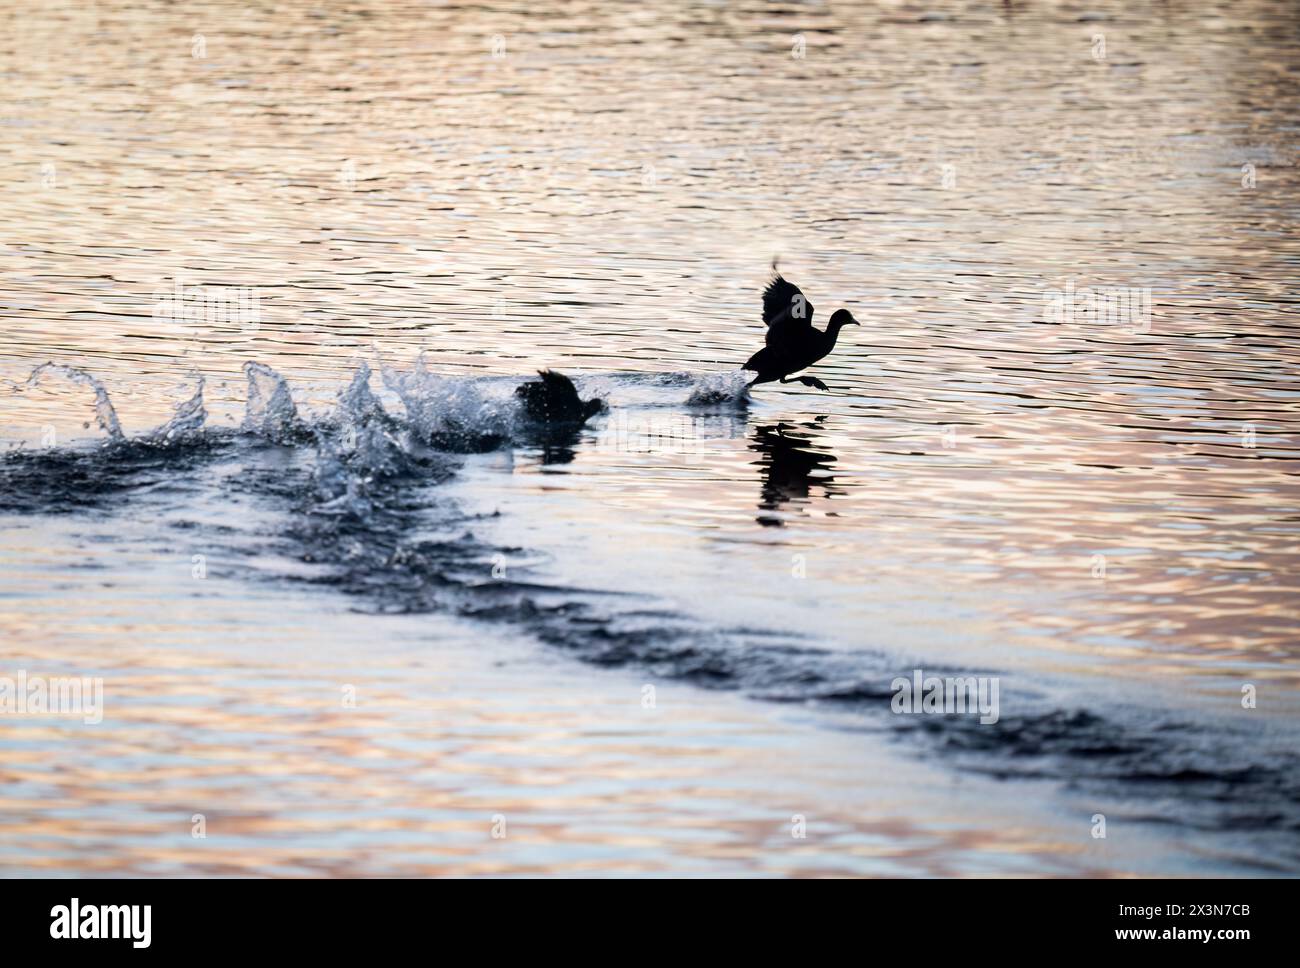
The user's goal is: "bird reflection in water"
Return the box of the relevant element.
[531,424,584,465]
[749,418,841,526]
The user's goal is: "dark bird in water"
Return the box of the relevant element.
[515,369,604,426]
[743,262,859,392]
[514,370,604,465]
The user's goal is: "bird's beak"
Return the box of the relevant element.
[849,316,861,326]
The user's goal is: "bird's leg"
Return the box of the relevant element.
[780,375,831,391]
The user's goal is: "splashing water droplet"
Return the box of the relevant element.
[21,363,124,440]
[242,361,301,441]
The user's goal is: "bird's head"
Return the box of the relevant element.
[829,309,860,329]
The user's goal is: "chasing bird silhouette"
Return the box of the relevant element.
[515,369,604,426]
[514,369,605,464]
[742,261,858,392]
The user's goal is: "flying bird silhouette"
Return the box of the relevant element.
[742,262,858,392]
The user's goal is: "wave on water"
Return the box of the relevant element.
[3,357,1299,869]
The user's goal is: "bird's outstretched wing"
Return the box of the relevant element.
[761,266,814,349]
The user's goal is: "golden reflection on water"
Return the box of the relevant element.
[0,597,1101,877]
[2,0,1298,874]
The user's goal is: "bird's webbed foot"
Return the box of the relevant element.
[799,376,831,391]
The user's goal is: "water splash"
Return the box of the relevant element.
[686,369,753,407]
[242,361,301,442]
[19,363,124,440]
[310,362,405,515]
[336,360,387,427]
[379,351,514,451]
[145,375,207,443]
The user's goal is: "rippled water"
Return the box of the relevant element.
[2,0,1298,876]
